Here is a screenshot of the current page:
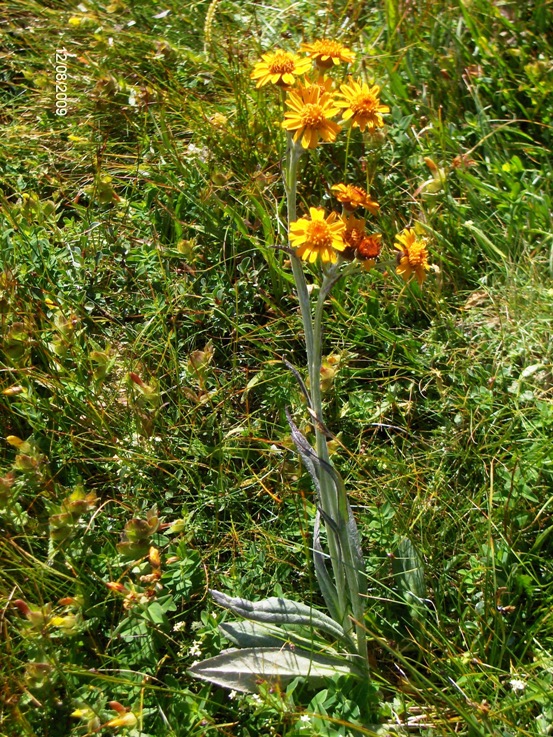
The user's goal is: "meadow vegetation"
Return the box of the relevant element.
[1,0,552,735]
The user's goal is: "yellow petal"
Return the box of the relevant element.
[6,435,24,447]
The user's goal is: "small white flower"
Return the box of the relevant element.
[188,641,202,658]
[300,714,310,722]
[509,678,526,693]
[173,621,186,632]
[228,690,237,700]
[185,143,208,162]
[250,694,262,704]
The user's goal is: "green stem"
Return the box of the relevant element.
[310,270,349,631]
[312,272,368,659]
[284,136,368,667]
[285,138,314,370]
[344,127,352,179]
[284,141,349,631]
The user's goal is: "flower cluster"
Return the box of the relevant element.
[251,39,432,284]
[323,182,383,268]
[252,40,355,90]
[284,189,388,270]
[250,39,388,150]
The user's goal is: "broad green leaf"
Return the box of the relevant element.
[143,601,168,626]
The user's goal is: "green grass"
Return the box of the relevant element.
[1,0,553,734]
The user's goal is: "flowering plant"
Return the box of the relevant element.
[190,36,432,716]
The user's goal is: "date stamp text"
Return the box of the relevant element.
[55,49,68,116]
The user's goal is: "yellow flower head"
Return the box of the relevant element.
[250,50,312,88]
[336,78,390,132]
[282,86,341,149]
[301,39,355,69]
[394,228,430,285]
[331,183,379,214]
[289,207,346,263]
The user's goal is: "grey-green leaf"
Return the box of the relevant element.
[219,621,289,649]
[312,510,341,623]
[188,646,356,693]
[210,590,348,644]
[220,620,344,654]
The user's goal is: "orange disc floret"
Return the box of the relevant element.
[289,207,346,264]
[394,228,430,285]
[282,86,341,149]
[336,78,390,132]
[331,183,379,214]
[341,215,382,268]
[250,50,312,88]
[301,39,355,69]
[357,234,383,270]
[341,214,366,259]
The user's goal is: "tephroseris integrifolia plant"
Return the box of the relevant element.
[190,36,432,698]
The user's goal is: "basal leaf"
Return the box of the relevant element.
[210,590,348,645]
[188,646,356,693]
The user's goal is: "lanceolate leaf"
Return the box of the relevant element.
[219,621,289,649]
[219,620,343,652]
[188,646,357,693]
[210,590,348,645]
[282,359,313,410]
[312,510,341,623]
[344,500,367,595]
[286,410,322,497]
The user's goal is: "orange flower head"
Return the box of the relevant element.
[301,39,355,69]
[341,215,382,268]
[341,214,366,259]
[336,78,390,132]
[394,228,430,285]
[250,50,312,88]
[289,207,346,264]
[357,234,383,270]
[282,86,341,149]
[331,183,379,214]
